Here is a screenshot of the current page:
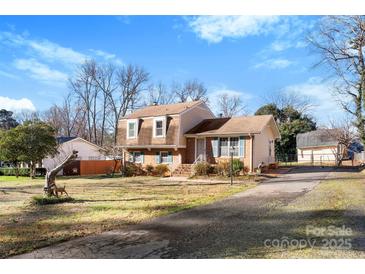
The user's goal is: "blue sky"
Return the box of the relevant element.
[0,16,340,125]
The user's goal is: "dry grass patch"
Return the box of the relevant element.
[0,175,253,258]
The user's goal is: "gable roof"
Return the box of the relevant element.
[296,129,340,148]
[124,100,203,119]
[185,115,280,138]
[57,136,106,151]
[56,136,77,144]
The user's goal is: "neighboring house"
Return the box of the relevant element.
[296,129,342,164]
[118,101,280,173]
[42,137,112,176]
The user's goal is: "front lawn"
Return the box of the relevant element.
[0,175,253,258]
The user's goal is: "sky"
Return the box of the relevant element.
[0,16,341,125]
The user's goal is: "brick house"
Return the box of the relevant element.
[117,100,280,173]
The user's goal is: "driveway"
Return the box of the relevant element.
[14,167,334,259]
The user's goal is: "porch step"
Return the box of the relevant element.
[172,164,193,177]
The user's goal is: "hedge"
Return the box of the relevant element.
[0,167,47,177]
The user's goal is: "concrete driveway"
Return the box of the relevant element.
[14,167,334,259]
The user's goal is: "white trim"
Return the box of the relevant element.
[153,116,166,138]
[217,136,242,157]
[127,119,138,139]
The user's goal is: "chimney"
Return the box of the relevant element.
[219,113,223,118]
[152,101,158,106]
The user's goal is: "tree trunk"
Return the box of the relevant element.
[44,150,78,196]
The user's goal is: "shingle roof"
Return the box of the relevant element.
[296,129,340,148]
[124,100,203,119]
[185,115,278,136]
[56,136,77,144]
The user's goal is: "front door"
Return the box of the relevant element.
[196,138,206,161]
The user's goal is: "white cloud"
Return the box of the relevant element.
[0,70,19,80]
[0,31,87,66]
[0,96,36,112]
[210,88,253,101]
[186,16,280,43]
[13,58,68,84]
[254,58,293,69]
[282,77,344,125]
[89,49,123,65]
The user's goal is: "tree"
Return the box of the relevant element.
[308,16,365,144]
[325,119,357,166]
[255,104,316,158]
[0,109,18,130]
[0,129,23,177]
[173,79,208,103]
[16,120,58,178]
[217,93,246,117]
[108,64,149,144]
[145,82,174,106]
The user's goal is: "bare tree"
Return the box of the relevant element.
[91,63,116,146]
[217,93,246,117]
[108,64,149,144]
[265,90,314,115]
[308,16,365,143]
[173,79,208,103]
[43,92,85,138]
[325,119,357,166]
[145,82,174,106]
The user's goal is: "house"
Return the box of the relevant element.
[118,100,280,173]
[296,129,342,164]
[42,137,117,176]
[297,129,364,165]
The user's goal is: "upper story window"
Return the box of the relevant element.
[153,117,166,138]
[127,119,137,139]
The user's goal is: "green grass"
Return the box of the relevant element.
[0,175,253,258]
[31,195,75,205]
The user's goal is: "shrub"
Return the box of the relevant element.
[0,168,30,177]
[232,159,244,175]
[216,159,244,176]
[122,162,145,177]
[154,164,169,177]
[145,164,154,176]
[194,161,211,176]
[31,195,74,205]
[217,161,230,176]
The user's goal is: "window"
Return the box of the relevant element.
[133,152,142,163]
[160,151,169,163]
[220,138,229,156]
[154,117,165,137]
[129,151,143,163]
[218,137,244,157]
[127,120,137,139]
[230,137,239,156]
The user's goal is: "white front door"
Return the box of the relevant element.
[196,138,206,161]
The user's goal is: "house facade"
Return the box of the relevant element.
[296,129,343,164]
[42,137,116,176]
[118,101,280,172]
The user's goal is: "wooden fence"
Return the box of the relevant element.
[63,160,121,176]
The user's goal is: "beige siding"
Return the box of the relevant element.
[118,116,179,146]
[178,102,215,146]
[297,146,338,163]
[252,126,276,168]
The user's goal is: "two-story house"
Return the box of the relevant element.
[117,100,280,173]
